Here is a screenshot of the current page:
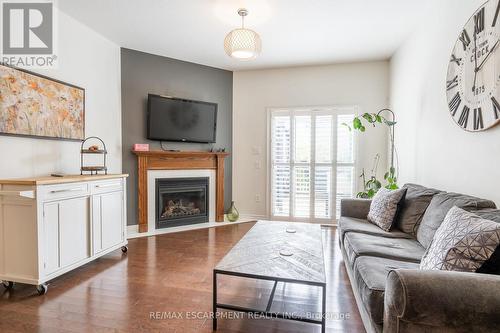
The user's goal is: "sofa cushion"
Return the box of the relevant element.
[474,209,500,223]
[367,188,407,231]
[338,216,413,246]
[420,207,500,272]
[466,209,500,275]
[395,183,441,236]
[343,232,425,267]
[417,192,496,248]
[353,256,419,325]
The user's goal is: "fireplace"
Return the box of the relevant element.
[155,177,209,229]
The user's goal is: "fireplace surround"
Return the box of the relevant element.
[134,150,228,233]
[156,177,209,228]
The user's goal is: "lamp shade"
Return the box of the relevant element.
[224,28,262,60]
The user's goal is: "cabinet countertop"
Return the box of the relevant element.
[0,174,128,186]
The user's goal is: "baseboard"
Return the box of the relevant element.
[127,224,139,235]
[241,213,338,227]
[126,215,337,238]
[126,217,257,239]
[239,213,269,221]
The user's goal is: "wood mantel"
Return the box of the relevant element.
[133,150,229,233]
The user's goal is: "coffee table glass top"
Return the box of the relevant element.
[215,221,326,284]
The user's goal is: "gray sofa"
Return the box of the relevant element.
[338,183,500,333]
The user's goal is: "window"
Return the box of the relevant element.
[270,108,356,221]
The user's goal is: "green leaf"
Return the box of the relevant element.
[390,166,395,175]
[375,115,382,123]
[384,120,397,126]
[362,113,374,123]
[367,179,381,191]
[384,172,389,180]
[359,126,366,132]
[353,117,362,129]
[357,190,374,199]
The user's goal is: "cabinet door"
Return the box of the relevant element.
[101,191,124,249]
[93,191,124,253]
[59,197,90,267]
[43,202,60,275]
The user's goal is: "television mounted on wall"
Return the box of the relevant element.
[147,94,217,143]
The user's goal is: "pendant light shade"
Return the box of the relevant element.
[224,9,261,60]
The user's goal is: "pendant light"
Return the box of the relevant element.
[224,8,261,60]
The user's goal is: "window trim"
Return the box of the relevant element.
[267,105,360,223]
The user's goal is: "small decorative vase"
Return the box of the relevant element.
[227,201,239,222]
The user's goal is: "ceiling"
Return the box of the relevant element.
[58,0,431,71]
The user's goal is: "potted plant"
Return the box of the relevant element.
[344,109,398,198]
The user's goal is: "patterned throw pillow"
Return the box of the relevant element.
[420,206,500,272]
[367,188,407,231]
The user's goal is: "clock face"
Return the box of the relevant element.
[446,0,500,131]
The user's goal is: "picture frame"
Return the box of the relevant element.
[0,63,85,141]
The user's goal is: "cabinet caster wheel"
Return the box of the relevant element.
[36,284,48,295]
[121,246,128,253]
[2,281,14,289]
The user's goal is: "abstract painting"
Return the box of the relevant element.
[0,64,85,141]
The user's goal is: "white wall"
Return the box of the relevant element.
[0,10,122,178]
[233,61,390,218]
[391,0,500,206]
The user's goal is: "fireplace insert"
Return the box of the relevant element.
[155,177,209,229]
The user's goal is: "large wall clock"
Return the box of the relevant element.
[446,0,500,131]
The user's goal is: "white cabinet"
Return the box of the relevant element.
[92,190,124,254]
[59,197,90,267]
[0,175,128,293]
[43,197,91,274]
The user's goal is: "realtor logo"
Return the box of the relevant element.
[1,1,56,67]
[2,2,53,54]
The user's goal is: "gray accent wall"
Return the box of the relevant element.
[121,48,233,226]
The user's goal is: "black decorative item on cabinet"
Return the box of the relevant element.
[80,136,107,175]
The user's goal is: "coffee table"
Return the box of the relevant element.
[213,221,326,332]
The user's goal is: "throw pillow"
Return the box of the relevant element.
[420,206,500,272]
[367,187,407,231]
[395,183,440,236]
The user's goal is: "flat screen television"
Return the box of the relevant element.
[147,94,217,143]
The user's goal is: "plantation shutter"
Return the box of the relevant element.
[270,108,356,221]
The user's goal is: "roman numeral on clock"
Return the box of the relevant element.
[473,108,484,130]
[493,0,500,27]
[450,54,461,65]
[447,75,459,91]
[458,106,470,129]
[474,7,485,34]
[459,29,471,50]
[449,92,461,116]
[493,96,500,119]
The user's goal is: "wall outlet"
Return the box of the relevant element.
[255,194,261,203]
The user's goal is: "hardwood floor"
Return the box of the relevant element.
[0,222,364,333]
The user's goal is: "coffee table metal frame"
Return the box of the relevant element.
[213,268,326,333]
